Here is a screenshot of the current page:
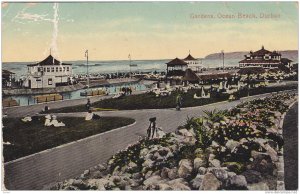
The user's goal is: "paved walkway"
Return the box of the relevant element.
[283,102,298,190]
[3,91,146,118]
[4,92,282,190]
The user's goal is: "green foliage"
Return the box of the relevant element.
[184,117,212,150]
[223,162,245,174]
[203,109,228,123]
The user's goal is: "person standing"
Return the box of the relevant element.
[147,117,157,139]
[176,94,183,111]
[85,98,91,111]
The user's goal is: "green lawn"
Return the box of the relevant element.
[46,89,230,113]
[3,116,135,162]
[46,83,297,113]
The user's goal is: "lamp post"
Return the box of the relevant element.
[85,50,89,88]
[221,50,225,72]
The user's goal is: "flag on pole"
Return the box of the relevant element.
[85,50,88,57]
[128,54,131,59]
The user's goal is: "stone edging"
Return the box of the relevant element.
[276,98,298,190]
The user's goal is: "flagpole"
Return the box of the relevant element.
[86,50,89,88]
[129,54,131,77]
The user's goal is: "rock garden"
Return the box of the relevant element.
[47,92,297,190]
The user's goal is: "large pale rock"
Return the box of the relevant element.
[158,183,172,190]
[168,178,191,190]
[128,161,137,169]
[178,128,193,137]
[178,159,193,178]
[247,182,269,190]
[209,168,228,182]
[144,171,153,179]
[228,175,247,189]
[86,179,114,190]
[194,158,206,170]
[140,148,149,158]
[143,175,162,186]
[198,167,207,175]
[200,173,221,190]
[191,174,204,189]
[142,159,154,168]
[225,140,240,151]
[210,159,221,168]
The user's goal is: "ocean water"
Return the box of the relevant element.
[2,58,240,79]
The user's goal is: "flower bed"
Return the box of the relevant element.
[48,92,297,190]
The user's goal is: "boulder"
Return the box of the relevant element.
[250,152,275,175]
[209,168,228,182]
[227,171,237,178]
[178,128,193,137]
[142,159,154,168]
[90,171,103,179]
[97,164,107,171]
[263,144,278,162]
[194,158,206,170]
[168,178,191,190]
[225,140,240,151]
[140,148,150,158]
[71,179,87,190]
[198,167,207,175]
[167,168,178,180]
[200,173,221,190]
[86,179,114,190]
[227,175,247,190]
[144,171,153,179]
[158,183,172,190]
[128,161,137,169]
[191,174,204,189]
[210,159,221,168]
[247,182,269,190]
[161,167,170,179]
[178,159,193,179]
[241,170,262,184]
[143,175,162,187]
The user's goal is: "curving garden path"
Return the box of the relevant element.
[3,91,297,190]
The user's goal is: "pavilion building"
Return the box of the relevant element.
[166,57,188,77]
[24,55,72,89]
[239,46,292,69]
[183,53,202,72]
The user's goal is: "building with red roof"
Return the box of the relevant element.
[239,46,292,69]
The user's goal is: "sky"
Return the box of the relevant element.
[1,2,299,62]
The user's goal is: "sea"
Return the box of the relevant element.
[2,58,240,79]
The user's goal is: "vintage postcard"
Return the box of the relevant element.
[1,1,298,191]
